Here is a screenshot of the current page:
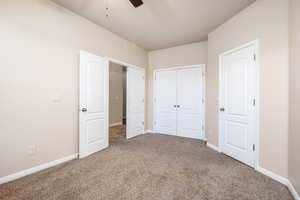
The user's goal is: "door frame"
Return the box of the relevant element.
[153,64,206,140]
[218,40,260,169]
[105,57,146,140]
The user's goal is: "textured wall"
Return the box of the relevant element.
[0,0,147,178]
[289,0,300,194]
[207,0,289,177]
[109,63,124,125]
[147,42,208,130]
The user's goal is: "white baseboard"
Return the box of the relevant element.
[207,142,220,152]
[144,130,154,134]
[286,180,300,200]
[256,166,289,185]
[256,166,300,200]
[0,154,78,185]
[109,122,122,127]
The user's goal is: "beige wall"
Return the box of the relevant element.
[147,42,208,130]
[289,0,300,194]
[207,0,289,177]
[109,63,124,125]
[0,0,147,178]
[0,0,295,187]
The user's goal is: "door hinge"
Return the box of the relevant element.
[253,54,256,61]
[142,121,144,125]
[202,72,205,77]
[202,126,205,131]
[253,144,256,151]
[253,99,256,106]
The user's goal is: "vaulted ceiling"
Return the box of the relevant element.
[52,0,255,50]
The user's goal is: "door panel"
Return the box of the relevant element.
[154,70,177,135]
[87,62,105,113]
[87,118,105,143]
[225,121,247,150]
[226,59,248,116]
[220,45,256,167]
[79,51,108,159]
[177,68,204,139]
[127,68,145,139]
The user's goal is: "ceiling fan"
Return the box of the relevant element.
[129,0,143,8]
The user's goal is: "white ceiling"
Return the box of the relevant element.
[52,0,255,50]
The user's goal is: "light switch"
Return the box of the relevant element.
[52,94,62,103]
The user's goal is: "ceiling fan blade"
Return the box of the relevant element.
[129,0,143,8]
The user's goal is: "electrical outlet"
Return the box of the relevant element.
[51,93,62,103]
[28,145,37,156]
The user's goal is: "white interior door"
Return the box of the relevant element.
[177,68,204,139]
[127,68,145,139]
[219,44,257,167]
[154,70,177,135]
[79,51,109,159]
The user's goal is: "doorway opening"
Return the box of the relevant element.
[79,51,145,158]
[109,61,127,144]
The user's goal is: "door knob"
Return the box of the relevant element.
[174,105,177,108]
[220,107,225,112]
[81,108,88,112]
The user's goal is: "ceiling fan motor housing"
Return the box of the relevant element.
[129,0,143,8]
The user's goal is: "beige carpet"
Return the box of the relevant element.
[109,125,126,143]
[0,134,293,200]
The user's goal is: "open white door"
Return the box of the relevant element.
[219,43,257,167]
[79,51,109,158]
[127,68,145,139]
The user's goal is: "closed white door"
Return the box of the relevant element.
[79,51,109,159]
[219,44,257,167]
[127,68,145,139]
[154,70,178,135]
[177,68,204,139]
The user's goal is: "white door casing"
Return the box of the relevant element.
[177,68,204,139]
[219,42,258,168]
[126,68,145,139]
[154,65,206,139]
[154,70,178,135]
[79,51,109,159]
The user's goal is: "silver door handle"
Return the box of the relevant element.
[81,108,87,112]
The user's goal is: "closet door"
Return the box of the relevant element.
[154,70,177,135]
[127,68,145,139]
[177,68,204,139]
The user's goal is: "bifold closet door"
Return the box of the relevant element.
[177,68,204,139]
[155,70,177,135]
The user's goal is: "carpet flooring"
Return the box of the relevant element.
[0,134,293,200]
[109,125,126,143]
